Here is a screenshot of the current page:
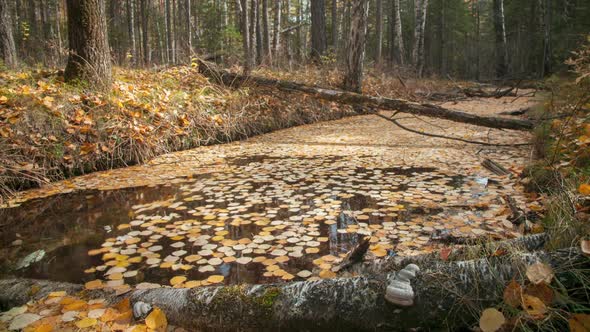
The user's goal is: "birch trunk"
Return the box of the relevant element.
[493,0,508,77]
[126,0,137,66]
[391,0,404,65]
[272,0,281,59]
[412,0,428,77]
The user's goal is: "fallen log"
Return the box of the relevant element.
[1,248,586,331]
[197,61,534,131]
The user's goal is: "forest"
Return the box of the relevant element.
[1,0,590,331]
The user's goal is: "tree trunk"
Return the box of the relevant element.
[331,0,337,48]
[540,0,551,77]
[249,0,257,66]
[391,0,404,65]
[475,0,480,80]
[343,0,370,94]
[126,0,137,66]
[241,0,252,73]
[261,0,271,63]
[1,248,584,331]
[140,0,150,65]
[310,0,327,61]
[439,0,445,76]
[165,0,173,64]
[493,0,508,78]
[375,0,382,65]
[272,0,281,60]
[64,0,112,88]
[186,0,192,57]
[283,0,292,64]
[412,0,428,77]
[255,0,263,64]
[0,0,18,68]
[198,60,535,131]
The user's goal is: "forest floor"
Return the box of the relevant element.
[2,64,590,331]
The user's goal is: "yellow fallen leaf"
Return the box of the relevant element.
[170,276,187,286]
[85,279,103,290]
[47,291,66,297]
[479,308,505,332]
[145,307,167,330]
[579,183,590,196]
[33,323,54,332]
[522,295,547,318]
[0,96,8,104]
[75,317,97,328]
[206,275,224,284]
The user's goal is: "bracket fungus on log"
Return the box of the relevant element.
[384,264,420,306]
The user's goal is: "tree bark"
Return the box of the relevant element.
[185,0,192,57]
[1,248,585,331]
[255,0,263,64]
[198,61,534,131]
[0,0,18,68]
[140,0,150,65]
[493,0,508,78]
[165,0,173,64]
[343,0,370,94]
[331,0,338,48]
[262,0,271,63]
[412,0,428,77]
[272,0,281,59]
[539,0,551,77]
[126,0,137,66]
[64,0,112,88]
[249,0,257,66]
[310,0,327,61]
[241,0,252,73]
[375,0,383,66]
[391,0,404,65]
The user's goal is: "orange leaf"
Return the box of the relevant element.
[503,279,522,308]
[579,184,590,196]
[522,295,547,319]
[569,314,590,332]
[145,307,167,331]
[524,283,554,306]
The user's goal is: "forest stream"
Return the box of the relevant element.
[0,94,536,289]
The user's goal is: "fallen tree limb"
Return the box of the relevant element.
[1,247,586,331]
[375,113,531,146]
[198,61,534,131]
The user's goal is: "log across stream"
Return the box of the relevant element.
[197,61,534,132]
[1,244,586,331]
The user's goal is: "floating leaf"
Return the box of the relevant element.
[75,317,98,328]
[479,308,505,332]
[169,276,187,286]
[8,313,41,330]
[206,275,224,284]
